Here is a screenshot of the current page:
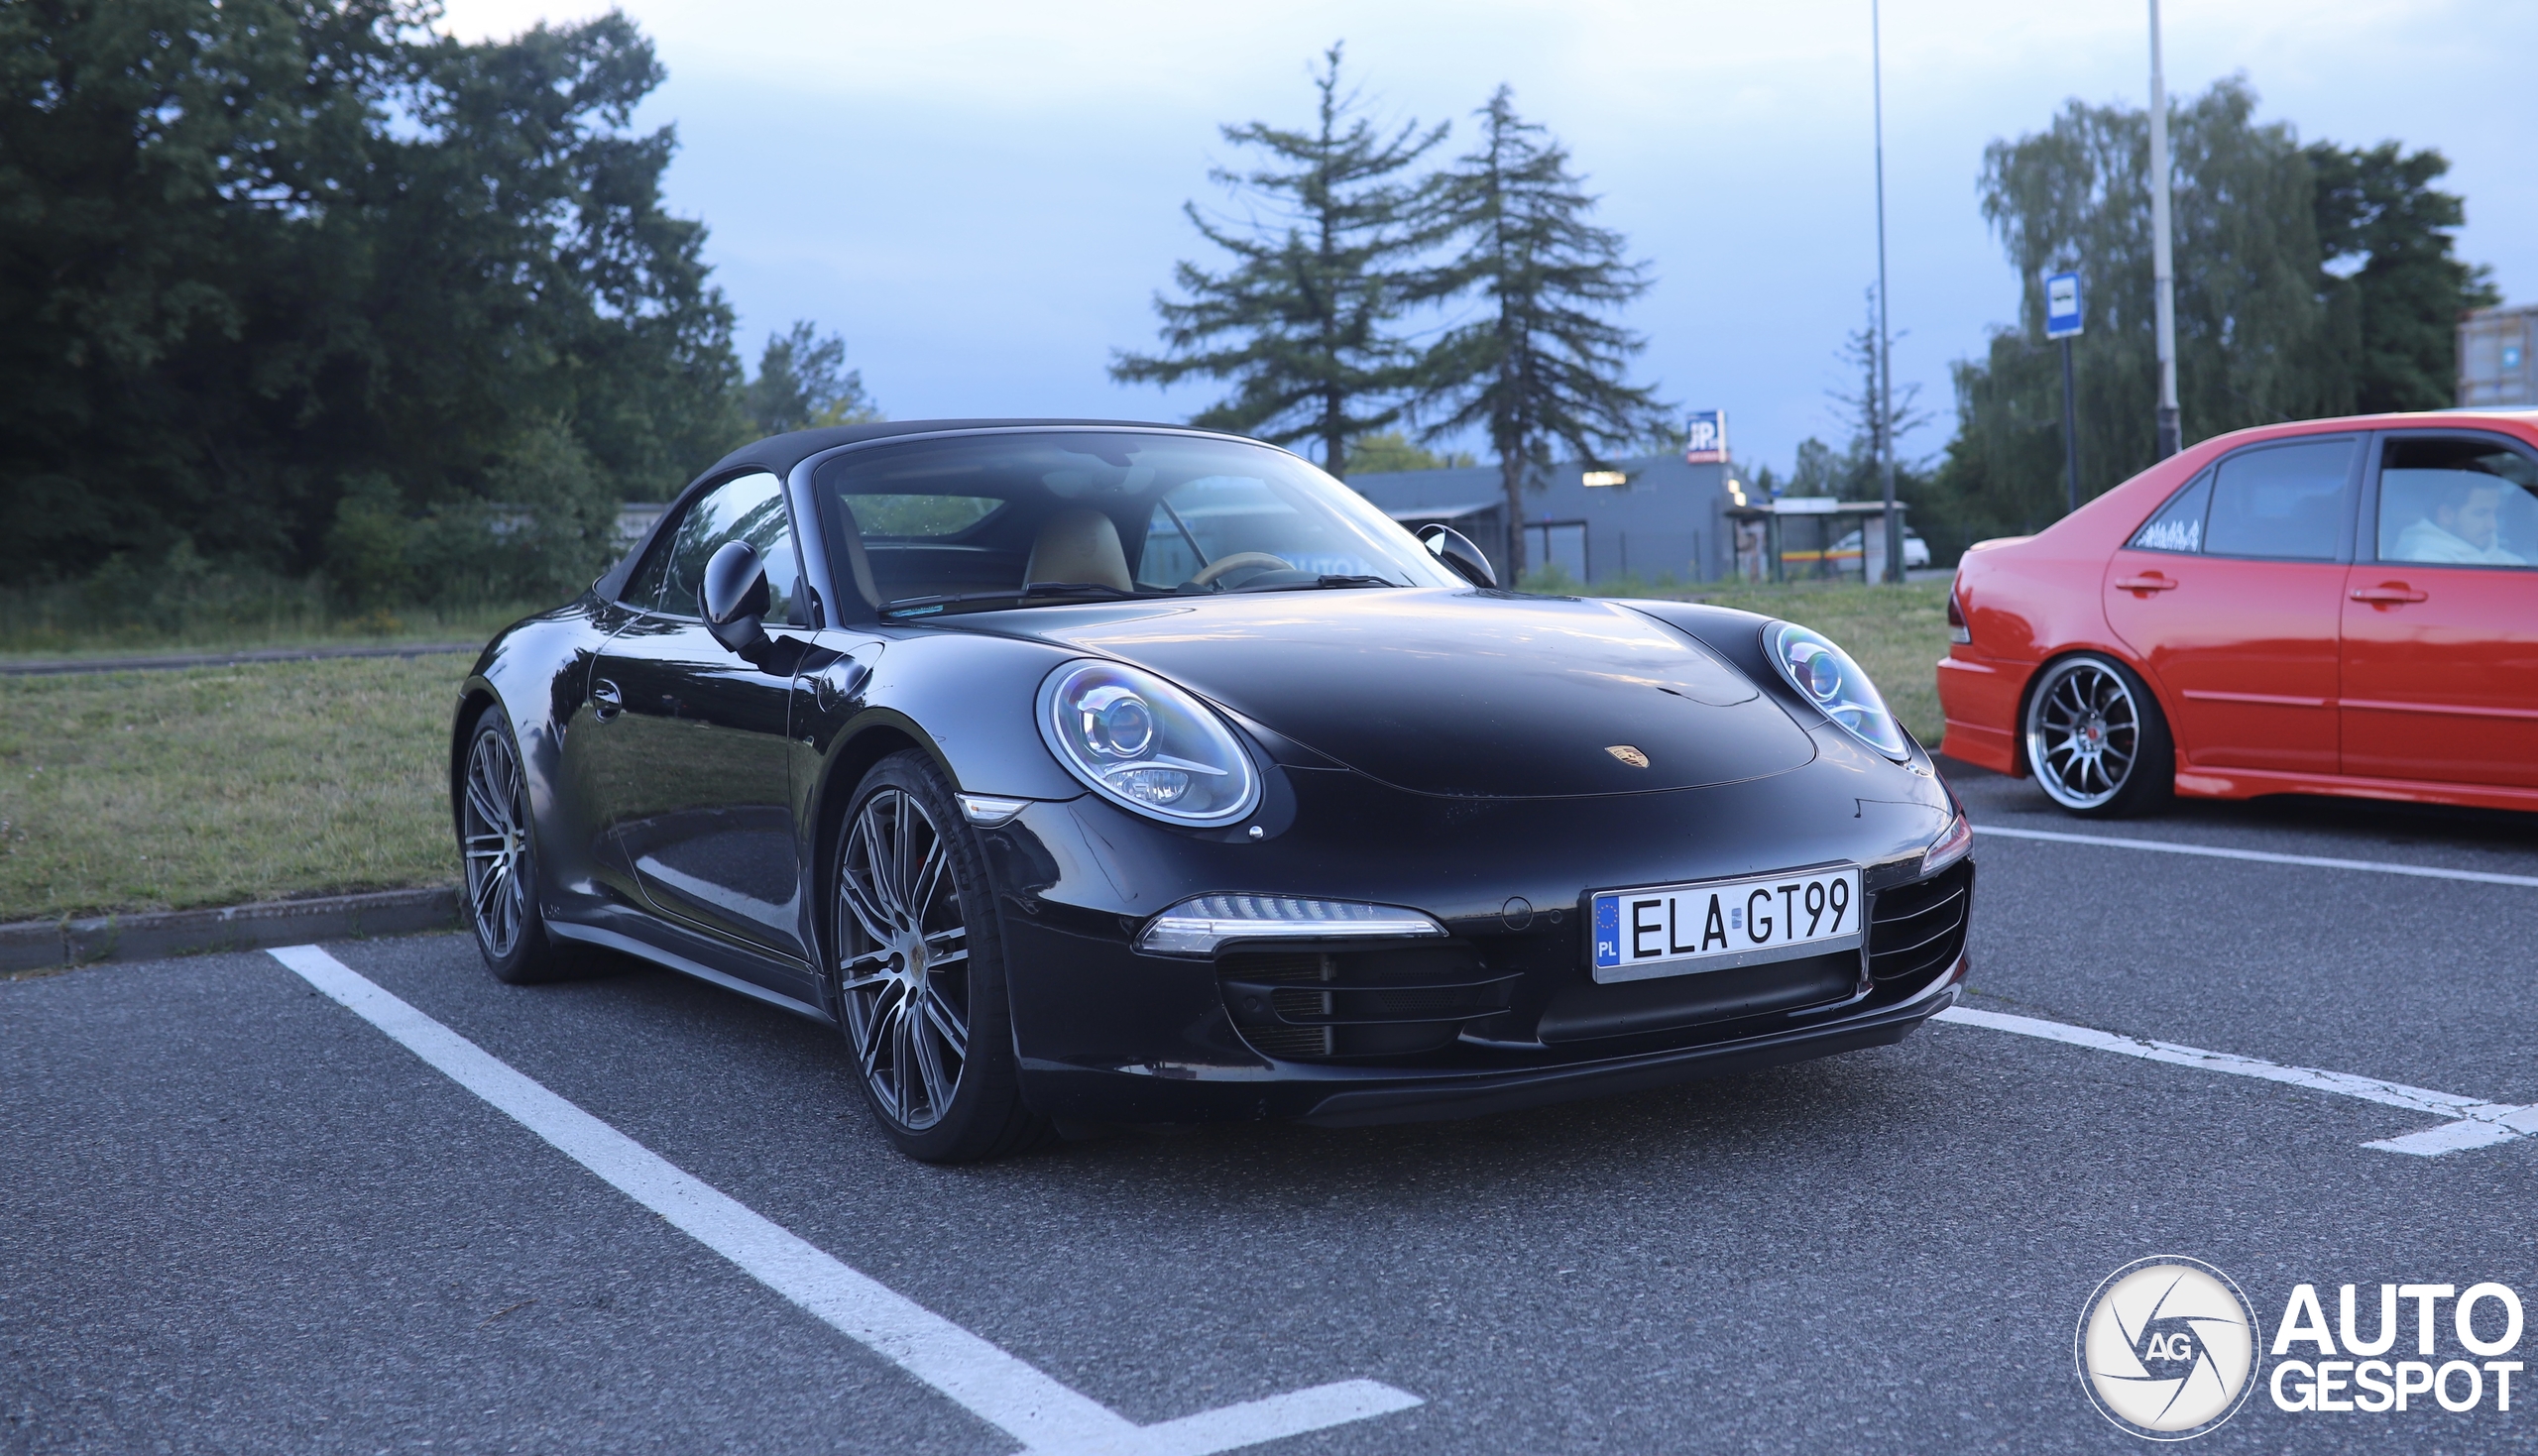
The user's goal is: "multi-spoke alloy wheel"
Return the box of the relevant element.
[2023,654,2172,818]
[462,720,533,962]
[838,784,973,1132]
[829,751,1045,1162]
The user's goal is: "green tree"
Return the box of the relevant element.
[2309,141,2499,414]
[0,1,745,589]
[747,321,880,434]
[1341,430,1472,474]
[1414,86,1670,578]
[1927,78,2344,553]
[1111,43,1444,473]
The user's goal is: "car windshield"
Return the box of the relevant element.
[809,430,1461,616]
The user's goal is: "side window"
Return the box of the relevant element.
[629,472,802,621]
[2375,436,2538,569]
[2202,437,2355,561]
[2129,471,2213,553]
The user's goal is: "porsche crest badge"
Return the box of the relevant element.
[1606,745,1650,769]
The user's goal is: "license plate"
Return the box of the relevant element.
[1590,863,1864,984]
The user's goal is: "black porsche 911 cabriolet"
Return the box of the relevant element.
[453,420,1973,1161]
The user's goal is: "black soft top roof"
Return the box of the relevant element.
[692,417,1222,488]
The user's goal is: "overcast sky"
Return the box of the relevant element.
[441,0,2536,476]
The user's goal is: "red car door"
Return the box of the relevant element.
[2103,434,2362,776]
[2340,429,2538,788]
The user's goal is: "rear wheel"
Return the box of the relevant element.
[830,751,1047,1163]
[458,707,592,982]
[2022,654,2173,819]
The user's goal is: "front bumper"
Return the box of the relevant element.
[1019,945,1968,1126]
[984,755,1973,1126]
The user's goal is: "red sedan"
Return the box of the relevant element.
[1938,409,2538,817]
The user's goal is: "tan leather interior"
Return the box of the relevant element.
[1023,507,1133,593]
[833,497,881,609]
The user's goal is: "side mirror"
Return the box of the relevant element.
[702,539,770,655]
[1418,524,1498,589]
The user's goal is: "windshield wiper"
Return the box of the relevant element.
[1229,574,1403,594]
[883,582,1145,617]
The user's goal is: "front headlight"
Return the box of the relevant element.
[1037,659,1261,827]
[1768,621,1910,758]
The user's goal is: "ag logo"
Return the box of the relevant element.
[2077,1258,2261,1439]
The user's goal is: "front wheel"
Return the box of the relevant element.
[2022,654,2173,818]
[829,751,1048,1163]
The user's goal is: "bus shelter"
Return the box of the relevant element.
[1725,501,1910,583]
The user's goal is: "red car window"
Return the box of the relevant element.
[2374,436,2538,569]
[2204,438,2355,560]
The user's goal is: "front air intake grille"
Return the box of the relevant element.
[1868,859,1972,982]
[1218,944,1514,1063]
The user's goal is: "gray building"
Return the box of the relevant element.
[1344,453,1739,587]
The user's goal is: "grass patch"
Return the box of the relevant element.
[0,584,1952,922]
[0,655,469,922]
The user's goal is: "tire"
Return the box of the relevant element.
[828,750,1049,1163]
[457,706,594,983]
[2021,653,2174,819]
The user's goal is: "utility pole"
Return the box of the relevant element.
[1872,0,1902,582]
[2147,0,2181,457]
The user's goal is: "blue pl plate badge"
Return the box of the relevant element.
[1593,896,1622,968]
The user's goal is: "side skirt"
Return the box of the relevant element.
[546,919,834,1026]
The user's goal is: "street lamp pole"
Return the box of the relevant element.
[2147,0,2181,457]
[1872,0,1902,582]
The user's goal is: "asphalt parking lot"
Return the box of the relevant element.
[7,761,2537,1454]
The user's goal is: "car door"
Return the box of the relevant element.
[2340,429,2538,788]
[588,471,816,977]
[2102,434,2361,776]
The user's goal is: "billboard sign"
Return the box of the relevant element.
[2046,272,2084,340]
[1683,409,1728,464]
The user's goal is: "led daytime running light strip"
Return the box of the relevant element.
[1138,895,1445,957]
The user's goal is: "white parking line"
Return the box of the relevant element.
[1933,1005,2538,1157]
[268,945,1420,1456]
[1973,824,2538,889]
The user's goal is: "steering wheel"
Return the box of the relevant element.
[1188,552,1294,588]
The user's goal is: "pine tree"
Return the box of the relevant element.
[1413,86,1670,579]
[1110,45,1443,473]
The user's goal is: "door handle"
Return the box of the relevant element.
[2112,575,2178,593]
[2350,585,2427,605]
[591,678,623,721]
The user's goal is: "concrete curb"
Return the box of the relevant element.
[0,887,460,973]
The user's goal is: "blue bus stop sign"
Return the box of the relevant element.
[2045,272,2084,340]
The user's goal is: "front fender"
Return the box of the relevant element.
[828,628,1091,801]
